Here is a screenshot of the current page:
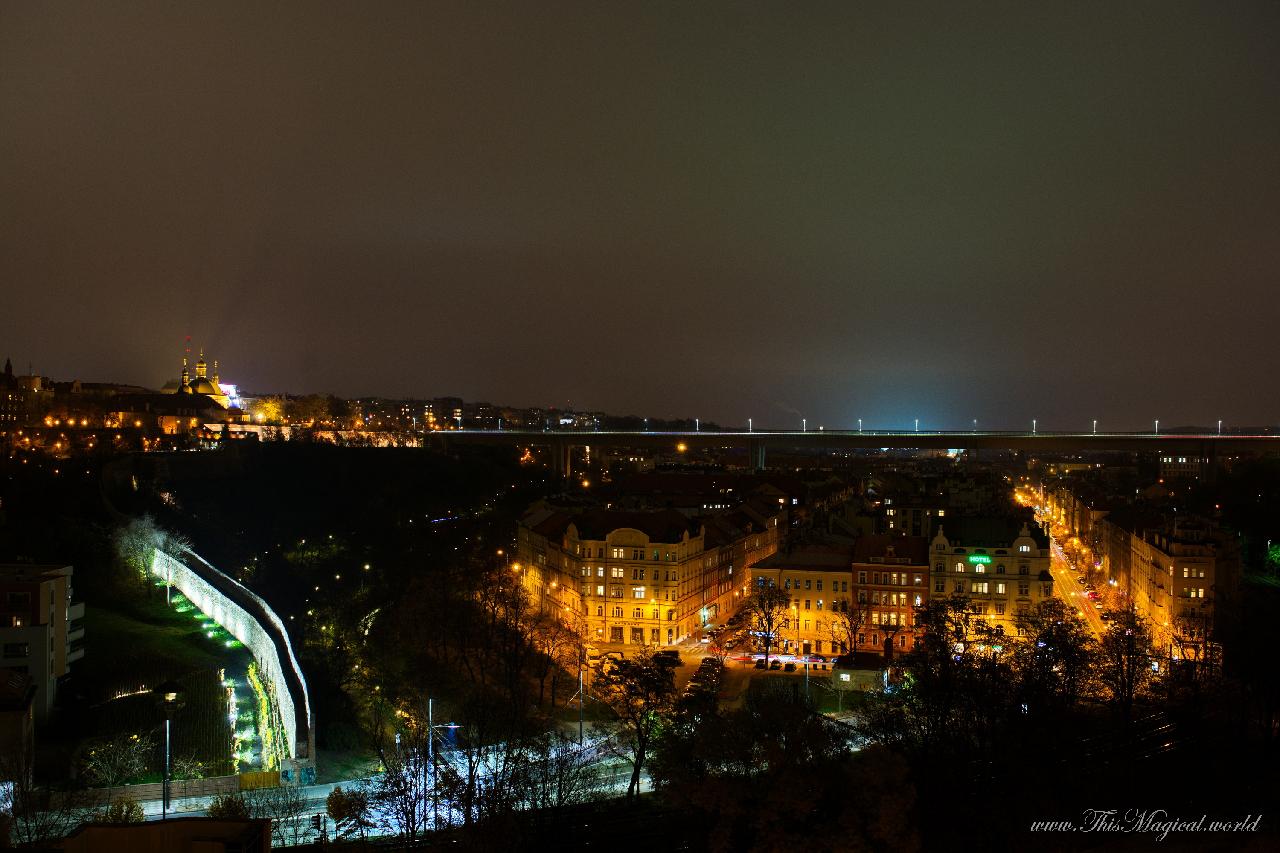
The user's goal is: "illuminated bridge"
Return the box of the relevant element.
[429,429,1280,477]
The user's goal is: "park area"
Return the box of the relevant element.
[42,584,265,787]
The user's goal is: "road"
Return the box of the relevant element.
[1048,534,1107,637]
[140,743,650,846]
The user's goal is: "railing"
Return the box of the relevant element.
[56,771,280,809]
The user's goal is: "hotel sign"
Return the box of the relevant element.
[968,555,992,565]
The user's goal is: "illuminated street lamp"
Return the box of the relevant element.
[1032,419,1037,434]
[1093,419,1098,434]
[1154,419,1159,435]
[154,681,186,821]
[1217,419,1222,436]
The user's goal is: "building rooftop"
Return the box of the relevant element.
[524,507,699,543]
[751,538,855,572]
[0,563,73,581]
[933,515,1048,549]
[852,533,930,565]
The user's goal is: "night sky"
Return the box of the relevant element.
[4,3,1279,429]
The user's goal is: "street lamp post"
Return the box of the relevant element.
[154,682,186,821]
[1154,419,1159,435]
[1032,419,1037,434]
[426,698,461,831]
[1093,419,1098,435]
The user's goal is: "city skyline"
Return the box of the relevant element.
[4,4,1280,427]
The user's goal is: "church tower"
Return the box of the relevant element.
[179,356,192,393]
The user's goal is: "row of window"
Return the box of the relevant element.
[609,627,670,644]
[783,578,849,592]
[855,591,918,606]
[933,579,1048,596]
[590,605,677,620]
[856,571,924,585]
[937,562,1032,575]
[582,584,680,601]
[573,545,687,561]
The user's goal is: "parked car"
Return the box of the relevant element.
[769,659,782,670]
[1075,576,1087,585]
[783,662,797,672]
[754,658,768,669]
[654,650,682,667]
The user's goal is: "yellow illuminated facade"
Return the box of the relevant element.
[517,505,783,649]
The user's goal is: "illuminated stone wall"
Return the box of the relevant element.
[151,550,313,764]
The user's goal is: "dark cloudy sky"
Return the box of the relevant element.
[3,2,1279,429]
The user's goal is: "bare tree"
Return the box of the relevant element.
[207,792,251,820]
[530,612,577,708]
[1012,598,1097,714]
[80,732,153,788]
[372,731,429,839]
[522,731,604,810]
[0,744,94,848]
[744,580,792,665]
[112,514,163,585]
[246,783,310,847]
[1098,610,1155,722]
[592,649,677,797]
[112,515,192,592]
[826,599,870,656]
[327,783,376,842]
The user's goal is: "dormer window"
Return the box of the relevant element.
[1018,544,1031,553]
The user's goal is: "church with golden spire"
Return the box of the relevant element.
[165,347,234,409]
